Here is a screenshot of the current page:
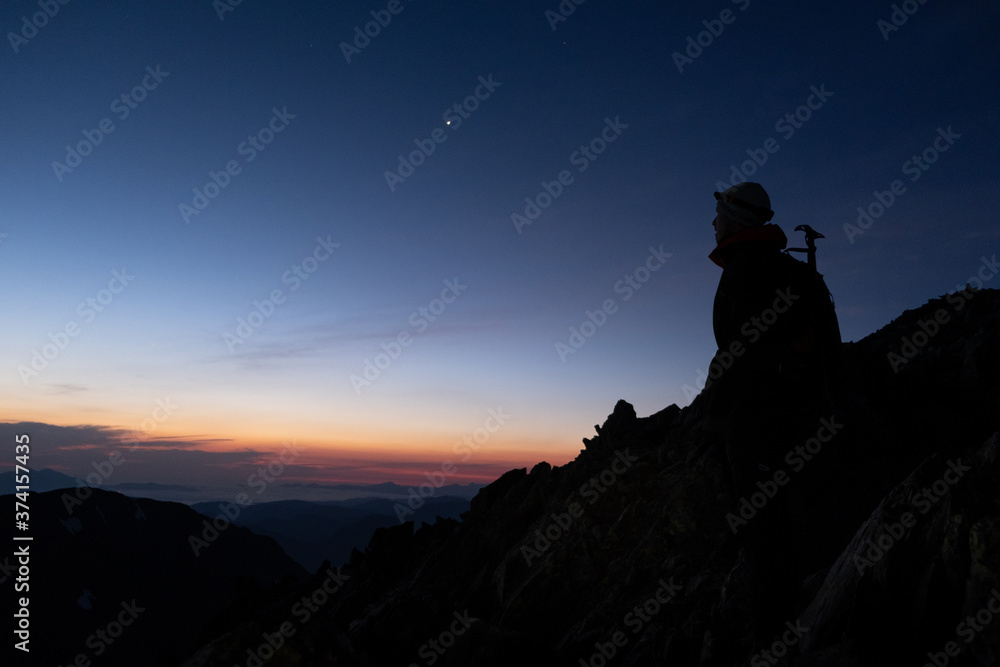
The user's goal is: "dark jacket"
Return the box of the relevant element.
[705,224,834,435]
[710,224,791,355]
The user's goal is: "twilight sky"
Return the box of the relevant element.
[1,1,997,499]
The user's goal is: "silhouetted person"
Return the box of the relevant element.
[704,182,841,648]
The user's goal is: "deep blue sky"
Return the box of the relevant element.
[2,1,998,495]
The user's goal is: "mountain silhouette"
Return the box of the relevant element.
[1,488,305,667]
[7,289,999,666]
[176,288,1000,666]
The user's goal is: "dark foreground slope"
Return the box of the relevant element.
[167,288,1000,666]
[177,289,1000,666]
[0,489,306,667]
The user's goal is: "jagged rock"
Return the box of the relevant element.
[530,461,552,477]
[468,467,527,517]
[583,399,678,458]
[800,432,1000,663]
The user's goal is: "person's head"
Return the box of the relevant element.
[712,182,774,242]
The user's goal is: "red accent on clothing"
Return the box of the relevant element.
[709,224,789,268]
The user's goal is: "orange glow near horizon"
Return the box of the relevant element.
[2,403,582,487]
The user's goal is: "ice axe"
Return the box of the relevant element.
[787,224,825,273]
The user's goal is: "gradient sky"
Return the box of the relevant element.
[1,1,997,498]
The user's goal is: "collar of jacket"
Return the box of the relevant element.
[708,224,788,268]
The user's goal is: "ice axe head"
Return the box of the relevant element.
[788,225,826,272]
[794,224,825,245]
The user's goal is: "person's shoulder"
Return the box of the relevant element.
[730,244,787,275]
[770,252,818,288]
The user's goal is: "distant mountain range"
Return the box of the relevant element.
[0,467,77,493]
[0,467,203,496]
[278,480,484,500]
[0,468,483,503]
[0,466,477,564]
[191,495,471,571]
[1,468,477,573]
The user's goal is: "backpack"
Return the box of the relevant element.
[777,227,843,411]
